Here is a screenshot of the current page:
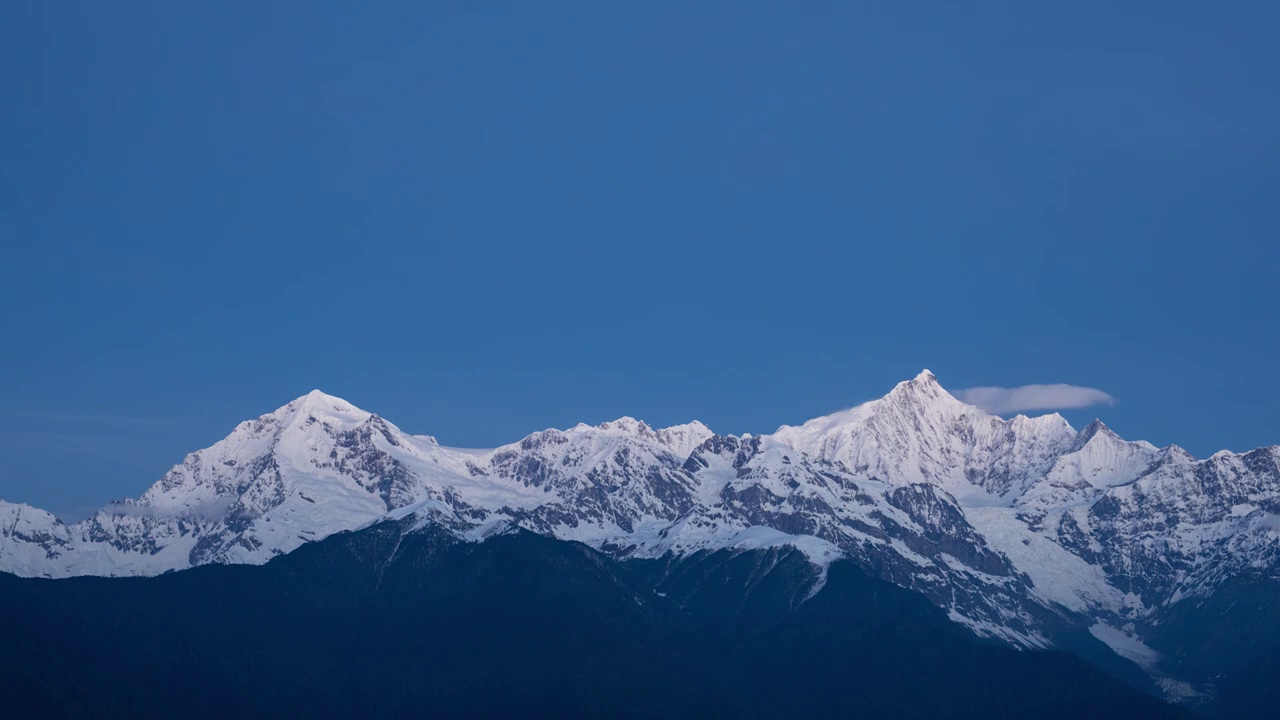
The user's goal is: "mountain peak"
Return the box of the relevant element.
[771,371,960,441]
[296,388,351,408]
[1007,412,1075,439]
[1081,418,1118,439]
[595,416,653,435]
[664,419,711,435]
[883,368,955,405]
[887,369,941,393]
[1066,419,1140,456]
[280,389,369,424]
[654,420,715,458]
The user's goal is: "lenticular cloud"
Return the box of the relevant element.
[954,384,1116,415]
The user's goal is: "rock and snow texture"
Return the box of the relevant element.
[4,371,1280,676]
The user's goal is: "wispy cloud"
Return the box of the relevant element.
[954,384,1116,415]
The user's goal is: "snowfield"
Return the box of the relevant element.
[5,371,1280,698]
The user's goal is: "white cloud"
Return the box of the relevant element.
[954,384,1116,415]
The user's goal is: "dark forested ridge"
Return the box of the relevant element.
[0,520,1193,719]
[6,380,1280,716]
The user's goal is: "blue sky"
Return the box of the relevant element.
[3,2,1277,518]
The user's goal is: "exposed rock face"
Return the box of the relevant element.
[4,372,1280,699]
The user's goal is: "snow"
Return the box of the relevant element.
[948,609,1049,649]
[1231,503,1257,517]
[722,526,842,565]
[772,369,1076,503]
[967,506,1132,615]
[1154,677,1204,702]
[887,538,936,568]
[1088,623,1161,669]
[6,371,1280,702]
[655,420,714,458]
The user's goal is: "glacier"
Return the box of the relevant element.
[4,370,1279,697]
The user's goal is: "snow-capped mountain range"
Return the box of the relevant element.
[4,371,1279,695]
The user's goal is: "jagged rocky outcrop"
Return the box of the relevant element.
[4,371,1279,701]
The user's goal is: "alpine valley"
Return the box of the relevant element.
[4,371,1279,717]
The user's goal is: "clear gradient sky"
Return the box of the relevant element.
[3,2,1278,518]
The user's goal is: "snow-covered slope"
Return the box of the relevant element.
[772,370,1076,504]
[5,372,1280,697]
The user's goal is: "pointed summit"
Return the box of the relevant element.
[655,420,715,458]
[883,368,957,407]
[293,388,354,411]
[279,389,370,426]
[892,369,941,391]
[1073,418,1120,445]
[773,370,960,441]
